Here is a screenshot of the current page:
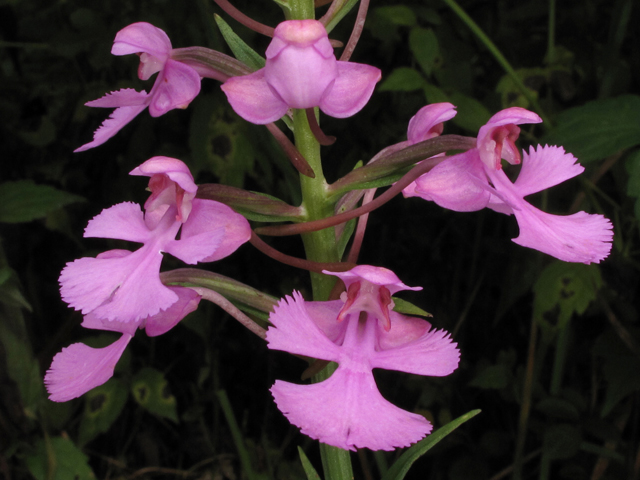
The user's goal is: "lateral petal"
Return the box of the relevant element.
[84,202,150,244]
[221,69,289,124]
[144,287,201,336]
[148,60,201,117]
[319,62,381,118]
[45,334,132,402]
[271,366,431,451]
[179,199,251,262]
[514,145,584,197]
[266,292,341,361]
[74,103,148,152]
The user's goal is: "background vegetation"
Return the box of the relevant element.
[1,0,639,478]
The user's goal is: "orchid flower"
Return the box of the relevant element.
[221,19,381,124]
[404,106,613,264]
[45,285,200,402]
[59,157,251,323]
[267,265,460,451]
[75,23,202,152]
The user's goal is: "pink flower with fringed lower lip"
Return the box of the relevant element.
[75,22,201,152]
[221,20,381,124]
[59,157,251,324]
[403,105,613,264]
[49,157,251,401]
[266,265,460,451]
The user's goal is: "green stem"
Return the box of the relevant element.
[294,108,340,300]
[440,0,551,126]
[546,0,556,63]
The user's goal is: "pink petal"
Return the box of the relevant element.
[221,69,289,124]
[144,287,201,336]
[271,366,431,451]
[477,107,542,169]
[74,103,148,152]
[82,310,139,335]
[60,243,179,322]
[325,265,420,295]
[84,202,150,244]
[148,59,201,117]
[269,20,330,53]
[512,206,614,264]
[265,35,338,109]
[319,62,381,118]
[179,199,251,262]
[45,334,132,402]
[130,156,197,194]
[84,88,150,108]
[405,151,491,212]
[373,319,460,376]
[165,227,224,264]
[111,22,171,60]
[407,103,457,144]
[513,145,584,197]
[304,300,348,344]
[266,292,342,361]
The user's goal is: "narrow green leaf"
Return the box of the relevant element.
[324,0,360,34]
[381,409,481,480]
[298,446,323,480]
[0,180,84,224]
[392,297,432,317]
[543,94,640,163]
[215,14,265,71]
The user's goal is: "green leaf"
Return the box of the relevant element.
[448,92,492,132]
[379,67,425,92]
[409,27,439,76]
[535,397,580,421]
[26,436,96,480]
[392,297,432,317]
[298,447,322,480]
[0,180,84,223]
[131,367,178,422]
[543,95,640,163]
[215,14,265,71]
[381,409,481,480]
[423,83,450,104]
[78,378,128,446]
[374,5,418,26]
[324,0,360,34]
[533,261,602,335]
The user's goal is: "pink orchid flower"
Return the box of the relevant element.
[267,265,460,451]
[404,106,613,264]
[59,157,251,324]
[221,20,381,124]
[75,23,201,152]
[45,285,200,402]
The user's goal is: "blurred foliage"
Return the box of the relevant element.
[0,0,639,479]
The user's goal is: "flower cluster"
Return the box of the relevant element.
[403,104,613,264]
[46,157,251,401]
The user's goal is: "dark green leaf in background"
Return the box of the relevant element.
[543,95,640,163]
[0,181,84,224]
[131,367,179,422]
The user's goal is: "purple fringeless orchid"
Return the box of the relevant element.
[46,157,251,401]
[221,19,381,124]
[403,104,613,264]
[266,265,460,451]
[75,22,202,152]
